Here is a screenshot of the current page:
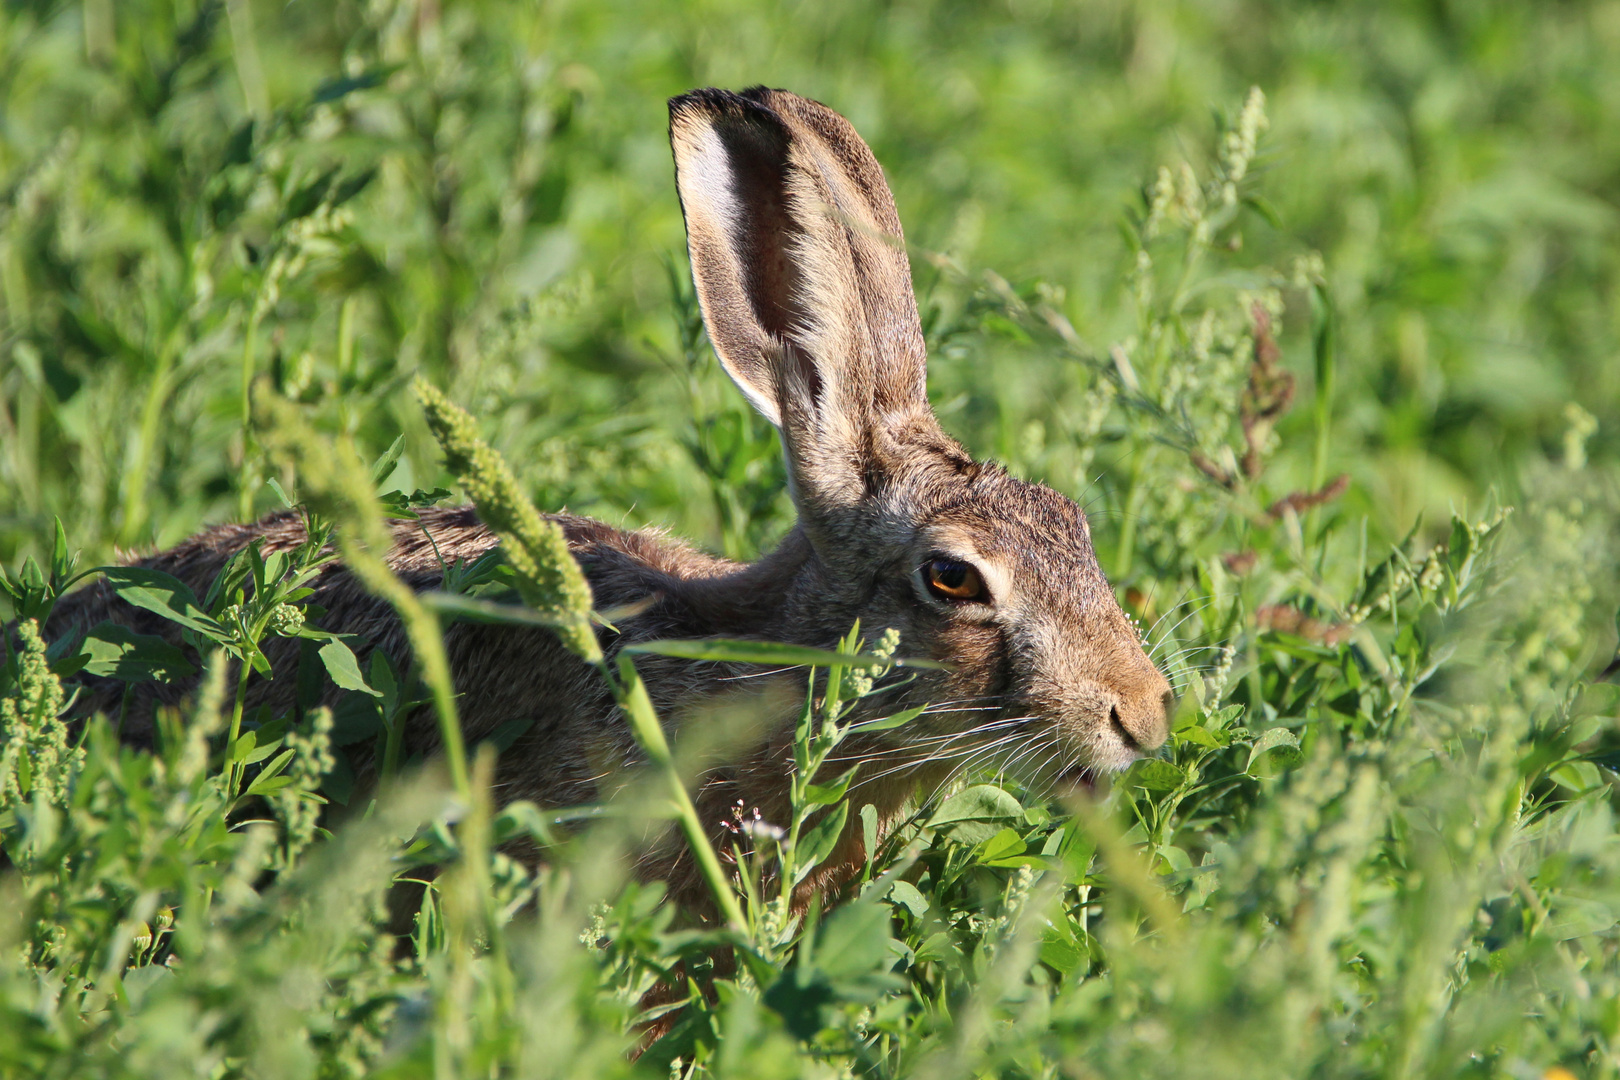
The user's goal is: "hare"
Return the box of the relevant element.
[45,87,1171,910]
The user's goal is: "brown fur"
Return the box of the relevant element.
[43,87,1170,920]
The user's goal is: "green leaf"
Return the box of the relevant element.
[928,784,1025,827]
[860,803,880,869]
[329,693,383,746]
[319,639,381,697]
[885,880,929,917]
[812,900,893,982]
[625,637,943,669]
[421,590,589,629]
[803,765,859,805]
[370,434,407,487]
[97,567,225,639]
[246,776,298,797]
[312,66,396,105]
[265,476,296,508]
[979,827,1027,863]
[243,737,287,766]
[228,731,258,762]
[794,801,851,885]
[1125,758,1186,792]
[1245,727,1303,775]
[492,800,559,849]
[1174,724,1227,749]
[369,649,399,705]
[1039,922,1086,976]
[854,705,927,733]
[1545,894,1618,941]
[927,784,1025,845]
[240,749,296,800]
[76,622,196,682]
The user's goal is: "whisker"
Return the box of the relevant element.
[845,726,1039,791]
[822,719,1034,762]
[716,665,801,683]
[1146,603,1215,657]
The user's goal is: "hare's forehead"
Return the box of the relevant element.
[918,477,1104,580]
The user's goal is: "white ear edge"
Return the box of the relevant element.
[673,116,785,427]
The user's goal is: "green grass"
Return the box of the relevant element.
[4,2,1620,1077]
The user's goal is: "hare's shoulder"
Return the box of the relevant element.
[405,505,744,599]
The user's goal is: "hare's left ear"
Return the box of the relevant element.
[669,87,936,517]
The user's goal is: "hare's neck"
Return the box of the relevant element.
[666,526,814,640]
[574,519,813,644]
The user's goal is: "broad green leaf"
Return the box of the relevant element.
[1156,844,1193,873]
[330,694,383,746]
[979,827,1027,863]
[794,801,851,885]
[246,776,297,796]
[1125,759,1186,792]
[319,639,381,697]
[1245,728,1303,775]
[1174,724,1226,749]
[886,880,929,917]
[77,622,196,682]
[97,567,225,639]
[927,784,1024,827]
[813,900,894,982]
[243,738,287,766]
[1039,923,1086,976]
[369,649,399,704]
[228,731,257,762]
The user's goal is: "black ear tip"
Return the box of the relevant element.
[669,87,802,128]
[669,87,748,124]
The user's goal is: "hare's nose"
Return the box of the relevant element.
[1113,686,1171,753]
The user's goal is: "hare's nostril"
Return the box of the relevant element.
[1109,703,1139,751]
[1161,690,1176,720]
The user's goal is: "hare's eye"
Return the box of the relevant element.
[923,557,985,602]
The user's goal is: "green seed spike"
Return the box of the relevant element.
[415,378,601,663]
[0,619,81,810]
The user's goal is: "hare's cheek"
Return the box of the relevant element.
[932,618,1009,696]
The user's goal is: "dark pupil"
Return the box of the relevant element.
[932,560,967,589]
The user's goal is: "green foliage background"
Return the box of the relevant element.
[4,0,1618,564]
[3,2,1620,1078]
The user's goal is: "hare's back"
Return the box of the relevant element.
[43,505,730,773]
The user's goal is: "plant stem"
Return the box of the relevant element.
[224,657,253,799]
[348,547,471,803]
[1114,449,1147,581]
[237,311,260,521]
[119,345,175,547]
[612,653,748,932]
[379,702,404,782]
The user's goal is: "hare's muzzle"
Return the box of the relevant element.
[1110,681,1174,754]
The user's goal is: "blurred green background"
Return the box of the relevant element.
[5,6,1620,1074]
[2,0,1617,566]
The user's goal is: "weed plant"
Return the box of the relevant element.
[4,4,1620,1079]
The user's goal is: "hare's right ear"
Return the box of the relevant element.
[669,87,935,516]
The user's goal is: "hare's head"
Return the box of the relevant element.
[670,88,1171,785]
